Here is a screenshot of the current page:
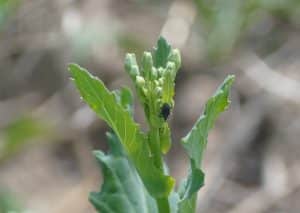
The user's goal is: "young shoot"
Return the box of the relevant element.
[69,37,234,213]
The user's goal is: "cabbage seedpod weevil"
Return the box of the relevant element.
[160,103,171,121]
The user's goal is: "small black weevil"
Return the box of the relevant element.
[160,103,171,121]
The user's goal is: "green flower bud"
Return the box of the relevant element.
[168,49,181,71]
[151,67,158,80]
[155,87,162,96]
[125,53,139,79]
[165,62,176,79]
[131,65,140,79]
[158,77,164,85]
[157,67,164,77]
[142,87,148,96]
[141,52,153,80]
[136,76,146,87]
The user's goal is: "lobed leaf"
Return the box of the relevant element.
[178,75,235,212]
[69,64,174,198]
[114,87,134,115]
[90,132,158,213]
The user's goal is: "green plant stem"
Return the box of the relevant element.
[148,127,163,170]
[148,127,170,213]
[157,197,170,213]
[189,194,197,213]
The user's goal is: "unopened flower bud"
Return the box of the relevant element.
[168,49,181,71]
[166,62,176,79]
[142,87,148,96]
[157,67,164,77]
[124,54,139,79]
[151,67,158,80]
[142,52,153,79]
[136,76,145,87]
[158,77,164,85]
[155,87,162,96]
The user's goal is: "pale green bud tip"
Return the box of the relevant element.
[136,76,145,86]
[141,52,153,79]
[124,54,139,76]
[158,77,164,85]
[129,65,139,78]
[142,87,148,96]
[165,62,176,80]
[142,52,153,65]
[151,67,158,80]
[155,87,162,95]
[166,62,176,72]
[157,67,164,77]
[169,49,181,70]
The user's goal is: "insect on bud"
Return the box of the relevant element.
[160,103,171,121]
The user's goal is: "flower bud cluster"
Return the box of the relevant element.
[124,42,181,127]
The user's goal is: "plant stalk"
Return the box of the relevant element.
[148,127,170,213]
[157,197,170,213]
[148,127,163,170]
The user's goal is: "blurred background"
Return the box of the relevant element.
[0,0,300,212]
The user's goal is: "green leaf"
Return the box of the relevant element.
[178,193,197,213]
[69,64,174,198]
[153,37,171,69]
[178,75,235,212]
[114,87,134,115]
[90,132,158,213]
[179,161,205,201]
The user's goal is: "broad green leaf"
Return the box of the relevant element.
[178,75,234,212]
[90,132,158,213]
[178,161,205,201]
[178,193,197,213]
[153,37,171,69]
[69,64,174,198]
[114,87,134,115]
